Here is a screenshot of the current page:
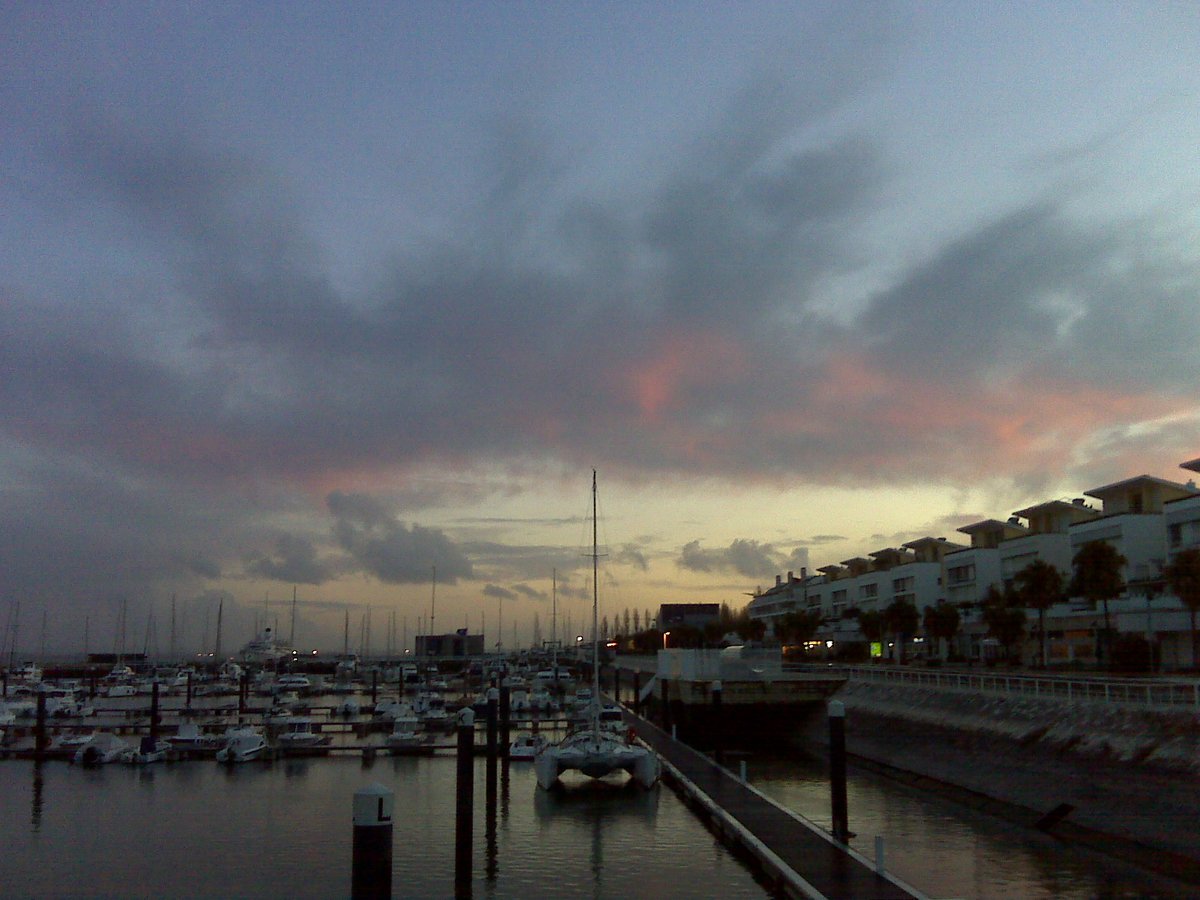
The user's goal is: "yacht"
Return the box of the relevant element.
[275,717,328,750]
[509,733,548,761]
[534,472,659,791]
[73,732,131,766]
[216,727,269,764]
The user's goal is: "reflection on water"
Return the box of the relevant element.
[749,748,1191,900]
[0,756,770,899]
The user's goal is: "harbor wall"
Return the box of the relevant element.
[804,679,1200,884]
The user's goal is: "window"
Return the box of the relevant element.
[859,584,878,600]
[1169,523,1182,548]
[947,564,975,585]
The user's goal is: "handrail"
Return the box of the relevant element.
[801,664,1200,709]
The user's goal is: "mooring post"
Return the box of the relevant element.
[34,689,48,761]
[185,670,193,708]
[150,680,160,743]
[2,669,7,698]
[455,707,476,898]
[238,671,248,716]
[351,782,394,899]
[499,683,510,760]
[370,669,378,705]
[632,671,641,715]
[613,666,620,705]
[711,680,723,765]
[89,672,98,700]
[829,699,849,843]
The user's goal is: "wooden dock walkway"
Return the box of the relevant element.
[627,712,925,900]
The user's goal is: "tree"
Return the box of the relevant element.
[623,609,632,635]
[1165,548,1200,669]
[774,609,822,646]
[982,585,1026,663]
[857,610,883,659]
[1069,540,1126,666]
[1015,559,1065,668]
[632,609,640,632]
[922,603,961,660]
[883,599,920,663]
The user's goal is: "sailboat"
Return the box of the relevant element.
[535,471,659,791]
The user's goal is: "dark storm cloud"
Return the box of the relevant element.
[482,584,517,601]
[244,534,339,585]
[327,492,473,584]
[677,539,801,579]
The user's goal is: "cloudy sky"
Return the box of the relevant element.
[3,3,1199,657]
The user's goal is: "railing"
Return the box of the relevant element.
[803,664,1200,709]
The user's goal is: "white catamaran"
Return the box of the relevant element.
[535,471,659,790]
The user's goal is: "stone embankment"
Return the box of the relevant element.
[814,679,1200,886]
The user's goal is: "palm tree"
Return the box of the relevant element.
[1015,560,1065,668]
[1164,548,1200,669]
[858,610,883,660]
[922,602,961,661]
[1069,540,1126,666]
[982,584,1026,663]
[883,599,920,663]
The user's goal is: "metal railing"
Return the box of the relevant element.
[808,664,1200,709]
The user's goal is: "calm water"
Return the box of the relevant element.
[0,755,772,899]
[748,750,1192,900]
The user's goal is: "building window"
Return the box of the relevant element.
[859,584,878,600]
[947,564,975,585]
[1169,523,1182,548]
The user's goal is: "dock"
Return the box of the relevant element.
[627,710,925,900]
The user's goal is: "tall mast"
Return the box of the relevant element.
[169,594,176,663]
[343,608,350,657]
[429,564,437,651]
[591,469,600,738]
[290,586,297,648]
[213,597,223,664]
[551,569,557,672]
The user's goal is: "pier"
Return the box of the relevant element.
[624,706,924,900]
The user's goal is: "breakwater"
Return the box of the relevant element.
[808,677,1200,886]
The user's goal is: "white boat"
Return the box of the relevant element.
[509,733,548,761]
[276,717,328,750]
[336,697,360,717]
[276,674,311,692]
[124,735,170,765]
[372,697,408,721]
[384,719,426,751]
[105,683,137,698]
[216,727,269,764]
[73,732,131,766]
[241,625,291,665]
[535,472,659,791]
[166,722,222,751]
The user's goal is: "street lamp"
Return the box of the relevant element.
[663,631,671,649]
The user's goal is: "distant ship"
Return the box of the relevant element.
[241,626,291,665]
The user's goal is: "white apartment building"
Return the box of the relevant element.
[746,457,1200,668]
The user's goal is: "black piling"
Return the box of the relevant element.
[150,681,160,743]
[632,671,641,715]
[829,699,849,843]
[486,687,499,799]
[613,667,620,705]
[238,671,248,716]
[455,708,476,898]
[351,782,394,899]
[34,690,48,761]
[2,670,7,698]
[370,669,378,705]
[498,684,510,760]
[711,680,723,765]
[185,671,193,708]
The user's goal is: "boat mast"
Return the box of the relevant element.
[290,586,297,649]
[551,569,557,673]
[591,469,601,739]
[213,597,223,664]
[429,564,437,652]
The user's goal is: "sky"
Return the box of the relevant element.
[3,2,1200,658]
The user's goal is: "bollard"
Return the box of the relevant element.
[35,690,48,761]
[498,684,510,760]
[829,700,849,843]
[351,782,394,899]
[455,708,475,898]
[711,680,723,765]
[740,759,747,782]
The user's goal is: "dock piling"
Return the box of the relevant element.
[351,782,394,899]
[829,700,849,843]
[711,680,723,765]
[455,708,475,898]
[498,684,510,760]
[34,690,48,761]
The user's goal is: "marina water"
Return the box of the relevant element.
[3,723,1190,898]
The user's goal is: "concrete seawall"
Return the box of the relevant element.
[808,679,1200,886]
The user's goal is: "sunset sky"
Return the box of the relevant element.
[3,3,1199,657]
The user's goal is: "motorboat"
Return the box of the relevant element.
[336,697,360,717]
[509,733,548,761]
[166,722,222,751]
[73,732,131,766]
[124,735,170,765]
[372,697,411,721]
[276,674,311,693]
[275,717,328,750]
[384,720,426,751]
[535,472,659,791]
[216,727,269,764]
[105,683,137,699]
